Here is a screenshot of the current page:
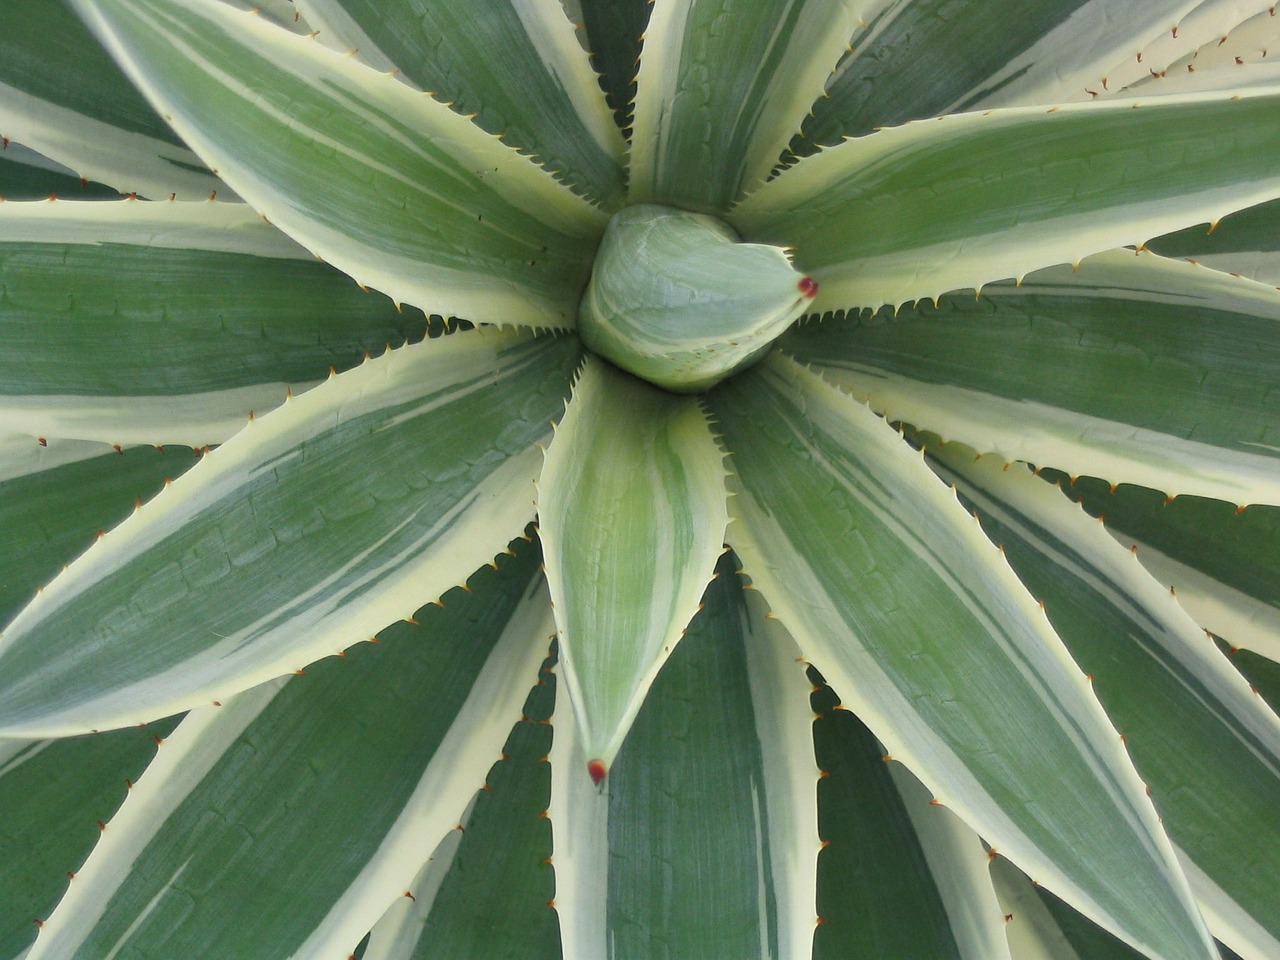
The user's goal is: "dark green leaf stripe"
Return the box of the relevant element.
[0,239,428,398]
[577,0,650,132]
[809,668,962,960]
[606,551,779,959]
[1066,477,1280,629]
[1151,197,1280,261]
[0,148,120,200]
[1149,197,1280,286]
[791,0,1093,150]
[1227,645,1280,714]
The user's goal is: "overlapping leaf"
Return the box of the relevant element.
[933,449,1280,959]
[710,355,1216,960]
[0,0,227,198]
[73,0,606,329]
[23,542,554,960]
[294,0,626,206]
[0,199,426,449]
[0,329,579,737]
[537,357,728,773]
[549,552,820,960]
[629,0,869,213]
[781,250,1280,506]
[734,89,1280,314]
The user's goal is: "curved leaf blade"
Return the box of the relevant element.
[733,90,1280,314]
[537,357,728,772]
[73,0,606,330]
[0,329,581,737]
[709,355,1216,960]
[781,250,1280,506]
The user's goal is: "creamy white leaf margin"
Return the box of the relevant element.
[1130,5,1280,89]
[0,436,121,484]
[0,199,316,447]
[1102,1,1280,95]
[962,0,1207,108]
[537,357,729,769]
[74,0,606,331]
[630,0,874,204]
[0,82,229,200]
[1177,853,1280,960]
[792,250,1280,507]
[717,354,1216,960]
[0,329,558,737]
[0,197,305,257]
[1180,247,1280,287]
[546,675,609,960]
[26,583,555,960]
[360,821,467,960]
[739,590,823,960]
[1117,60,1280,97]
[1105,534,1280,663]
[732,89,1280,316]
[990,857,1086,960]
[889,763,1014,960]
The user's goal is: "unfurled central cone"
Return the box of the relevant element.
[578,203,817,393]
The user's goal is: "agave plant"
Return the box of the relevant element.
[2,0,1280,957]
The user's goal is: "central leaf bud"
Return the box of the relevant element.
[578,204,817,393]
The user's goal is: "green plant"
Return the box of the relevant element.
[1,0,1279,957]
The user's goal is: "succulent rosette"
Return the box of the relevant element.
[1,2,1279,959]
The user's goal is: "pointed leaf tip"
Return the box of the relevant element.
[587,759,608,786]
